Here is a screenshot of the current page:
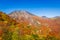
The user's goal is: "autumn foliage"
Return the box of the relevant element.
[0,12,60,40]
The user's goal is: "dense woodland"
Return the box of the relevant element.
[0,12,60,40]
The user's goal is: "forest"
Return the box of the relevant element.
[0,12,60,40]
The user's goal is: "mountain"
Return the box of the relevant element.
[42,16,48,18]
[54,16,60,18]
[0,11,60,40]
[9,10,42,26]
[8,10,60,38]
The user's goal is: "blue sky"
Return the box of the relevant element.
[0,0,60,17]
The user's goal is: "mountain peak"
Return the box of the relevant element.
[13,10,27,13]
[8,10,38,26]
[9,10,35,16]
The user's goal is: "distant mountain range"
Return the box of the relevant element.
[0,10,60,40]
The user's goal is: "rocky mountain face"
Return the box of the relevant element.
[9,10,42,26]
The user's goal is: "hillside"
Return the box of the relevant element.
[53,16,60,25]
[9,10,60,40]
[0,12,19,40]
[0,11,60,40]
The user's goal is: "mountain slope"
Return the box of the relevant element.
[9,10,60,39]
[53,16,60,25]
[0,11,60,40]
[0,12,19,40]
[9,10,42,26]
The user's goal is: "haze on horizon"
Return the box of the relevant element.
[0,0,60,17]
